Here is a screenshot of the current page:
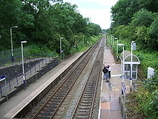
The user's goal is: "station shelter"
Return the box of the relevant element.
[120,51,140,80]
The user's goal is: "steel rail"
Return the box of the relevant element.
[71,48,103,119]
[30,39,101,119]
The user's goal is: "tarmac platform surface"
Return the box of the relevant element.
[99,45,130,119]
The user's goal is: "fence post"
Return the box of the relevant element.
[30,67,31,75]
[16,76,18,85]
[0,86,2,98]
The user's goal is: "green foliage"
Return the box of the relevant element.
[0,0,22,27]
[28,44,43,55]
[27,44,58,57]
[131,9,154,27]
[87,23,102,36]
[0,0,22,50]
[20,14,34,28]
[148,17,158,49]
[149,90,158,117]
[134,26,151,49]
[111,0,140,28]
[134,86,158,118]
[0,0,102,57]
[138,0,158,12]
[110,0,158,50]
[112,25,134,40]
[133,63,158,119]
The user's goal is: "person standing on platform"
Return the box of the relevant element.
[107,65,111,78]
[102,65,109,80]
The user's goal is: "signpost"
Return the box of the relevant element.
[130,41,136,91]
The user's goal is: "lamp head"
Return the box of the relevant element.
[21,41,27,44]
[117,43,124,46]
[11,26,18,28]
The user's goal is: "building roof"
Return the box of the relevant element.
[120,51,140,64]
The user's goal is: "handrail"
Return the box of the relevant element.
[0,57,56,98]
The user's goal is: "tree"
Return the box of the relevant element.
[110,0,158,50]
[130,9,154,27]
[87,23,101,36]
[138,0,158,12]
[148,17,158,50]
[110,0,158,28]
[111,0,139,27]
[0,0,102,55]
[0,0,22,50]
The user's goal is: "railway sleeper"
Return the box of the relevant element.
[77,109,91,113]
[37,115,51,118]
[82,96,93,99]
[74,114,89,118]
[80,102,92,106]
[78,106,91,109]
[81,99,92,102]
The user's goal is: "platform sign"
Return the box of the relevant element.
[132,42,136,50]
[0,75,6,82]
[147,67,155,79]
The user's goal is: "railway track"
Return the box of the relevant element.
[71,48,103,119]
[26,37,104,119]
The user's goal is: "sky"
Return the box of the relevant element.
[63,0,119,29]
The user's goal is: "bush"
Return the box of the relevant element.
[133,87,158,118]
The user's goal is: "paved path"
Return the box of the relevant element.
[99,45,130,119]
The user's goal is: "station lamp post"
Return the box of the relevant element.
[60,37,63,59]
[74,35,77,49]
[130,41,136,90]
[83,35,85,44]
[21,41,27,86]
[10,26,18,63]
[117,44,125,82]
[115,38,118,60]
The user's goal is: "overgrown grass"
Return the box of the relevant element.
[70,36,100,53]
[126,87,158,119]
[79,36,100,51]
[0,35,101,65]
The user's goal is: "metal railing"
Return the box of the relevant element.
[0,51,56,67]
[0,52,57,98]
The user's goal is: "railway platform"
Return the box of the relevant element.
[99,45,130,119]
[0,52,83,118]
